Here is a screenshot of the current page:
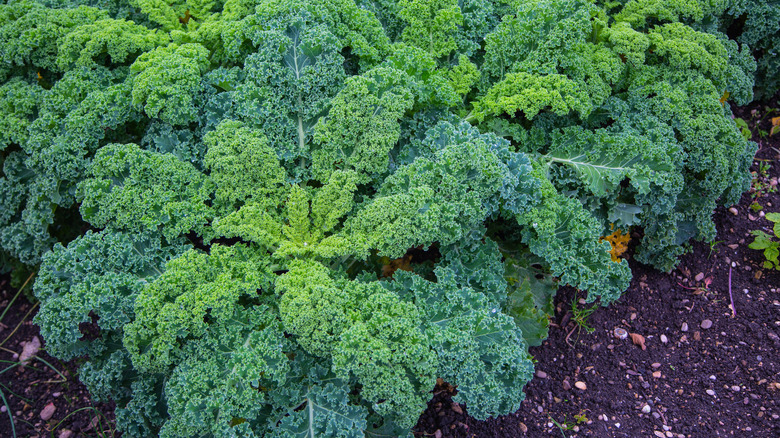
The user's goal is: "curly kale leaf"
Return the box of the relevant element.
[516,164,631,304]
[160,306,290,438]
[265,356,368,438]
[56,18,169,71]
[312,66,415,183]
[0,78,42,151]
[397,0,464,58]
[347,121,538,258]
[34,229,190,360]
[232,19,345,172]
[204,119,287,214]
[389,268,535,420]
[124,244,274,373]
[0,1,109,77]
[130,43,210,125]
[277,260,437,428]
[77,143,214,240]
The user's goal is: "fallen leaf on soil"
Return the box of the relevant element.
[19,336,41,365]
[629,333,646,350]
[451,403,463,414]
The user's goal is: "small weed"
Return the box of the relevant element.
[565,296,597,347]
[570,297,596,334]
[749,161,777,209]
[548,410,590,437]
[708,240,723,259]
[748,212,780,270]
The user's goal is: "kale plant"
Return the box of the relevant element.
[0,0,759,436]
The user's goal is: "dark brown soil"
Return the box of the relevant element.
[1,97,779,438]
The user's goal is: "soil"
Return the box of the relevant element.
[1,97,779,438]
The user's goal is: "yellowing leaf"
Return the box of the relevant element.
[600,226,631,262]
[629,332,646,350]
[771,117,780,136]
[719,91,729,105]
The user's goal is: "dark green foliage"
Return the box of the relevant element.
[0,0,758,436]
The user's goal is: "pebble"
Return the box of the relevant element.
[19,336,41,365]
[642,404,651,413]
[732,385,741,392]
[701,319,713,329]
[681,322,689,332]
[653,371,662,378]
[614,327,628,339]
[562,380,571,390]
[537,405,543,413]
[655,431,667,438]
[652,362,661,368]
[706,389,716,396]
[0,406,6,413]
[58,430,74,438]
[695,272,705,282]
[536,370,547,379]
[660,334,668,344]
[575,381,587,390]
[40,402,56,421]
[729,207,738,215]
[518,422,528,433]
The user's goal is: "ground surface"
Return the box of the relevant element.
[1,99,779,438]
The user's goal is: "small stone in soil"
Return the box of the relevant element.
[642,404,651,414]
[681,322,689,332]
[729,207,738,215]
[660,334,668,343]
[562,380,571,390]
[536,370,547,378]
[695,272,705,282]
[40,402,56,421]
[701,319,713,329]
[706,389,716,396]
[575,381,587,390]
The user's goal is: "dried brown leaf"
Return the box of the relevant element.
[629,333,646,350]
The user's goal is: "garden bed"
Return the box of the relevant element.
[1,101,779,438]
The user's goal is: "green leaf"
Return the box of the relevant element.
[503,252,557,347]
